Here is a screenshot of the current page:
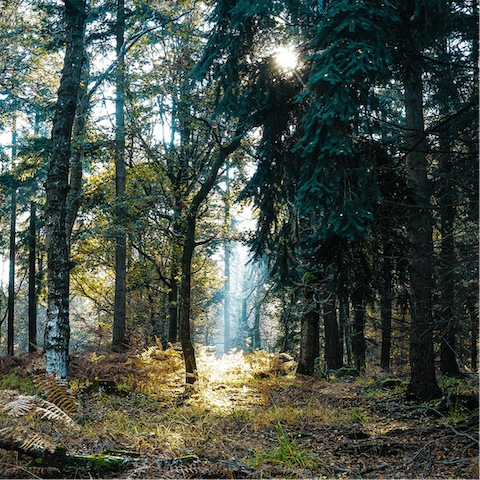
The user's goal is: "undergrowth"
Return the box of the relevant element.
[0,346,478,479]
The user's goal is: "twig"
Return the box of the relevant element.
[443,458,479,465]
[403,405,447,419]
[409,421,479,464]
[441,422,479,445]
[407,434,457,464]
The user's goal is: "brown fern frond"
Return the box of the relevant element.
[118,461,242,480]
[0,395,38,417]
[28,466,61,477]
[0,391,80,430]
[35,374,77,415]
[0,390,19,404]
[35,402,80,430]
[0,426,56,455]
[20,433,56,454]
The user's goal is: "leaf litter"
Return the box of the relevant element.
[0,346,478,479]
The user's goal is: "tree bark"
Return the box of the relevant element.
[223,168,232,353]
[338,290,351,366]
[168,214,182,344]
[467,300,478,371]
[224,241,231,354]
[7,108,17,357]
[28,202,37,353]
[7,185,16,356]
[296,287,319,376]
[323,297,343,370]
[66,68,88,243]
[404,49,441,399]
[380,237,393,370]
[438,40,460,376]
[113,0,127,349]
[351,294,366,372]
[167,273,178,343]
[44,0,86,379]
[178,214,197,384]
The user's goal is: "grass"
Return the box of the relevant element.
[248,423,319,470]
[1,347,478,479]
[0,372,37,394]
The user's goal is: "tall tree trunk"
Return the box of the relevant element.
[323,297,343,370]
[253,301,261,350]
[176,134,243,383]
[338,290,351,366]
[7,186,16,357]
[467,300,478,370]
[7,108,17,357]
[113,0,127,349]
[380,237,393,370]
[167,273,178,343]
[224,248,231,354]
[223,170,231,354]
[438,40,459,376]
[44,0,86,379]
[178,214,197,384]
[168,215,182,344]
[404,49,441,399]
[223,245,231,353]
[351,294,366,372]
[470,0,480,369]
[280,294,290,353]
[28,202,37,353]
[296,287,319,376]
[66,68,88,243]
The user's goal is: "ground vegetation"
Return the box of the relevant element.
[0,348,478,479]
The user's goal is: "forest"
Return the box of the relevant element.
[0,0,478,478]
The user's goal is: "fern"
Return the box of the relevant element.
[35,374,78,415]
[0,426,56,454]
[0,394,38,417]
[0,391,80,430]
[35,402,80,430]
[20,432,56,454]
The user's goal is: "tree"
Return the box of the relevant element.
[223,169,232,354]
[7,121,17,356]
[397,2,443,399]
[44,0,86,379]
[112,0,127,349]
[296,275,319,376]
[28,202,37,352]
[436,39,461,377]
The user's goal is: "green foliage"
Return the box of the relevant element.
[343,407,369,424]
[0,373,37,395]
[248,423,318,469]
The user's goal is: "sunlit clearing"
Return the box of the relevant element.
[189,348,295,413]
[275,46,298,71]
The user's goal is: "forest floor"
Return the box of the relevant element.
[0,345,478,479]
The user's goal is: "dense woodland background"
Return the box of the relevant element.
[0,0,478,400]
